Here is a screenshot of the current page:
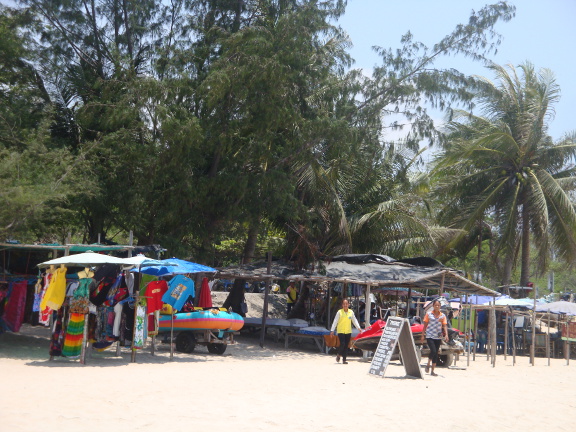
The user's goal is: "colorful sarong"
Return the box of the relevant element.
[133,305,146,349]
[62,313,85,358]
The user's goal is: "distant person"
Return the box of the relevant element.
[330,299,362,364]
[286,281,299,315]
[420,298,449,376]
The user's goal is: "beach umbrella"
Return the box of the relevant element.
[136,257,216,276]
[535,301,576,315]
[38,251,126,267]
[197,277,213,308]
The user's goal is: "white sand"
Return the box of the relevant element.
[1,327,575,432]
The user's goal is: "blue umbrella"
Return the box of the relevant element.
[135,257,216,276]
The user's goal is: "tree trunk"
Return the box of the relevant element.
[242,219,260,264]
[520,202,531,286]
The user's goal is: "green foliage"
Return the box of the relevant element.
[12,0,572,287]
[432,63,576,285]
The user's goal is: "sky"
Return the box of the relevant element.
[337,0,576,141]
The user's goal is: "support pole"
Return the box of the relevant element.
[465,294,470,367]
[170,312,174,361]
[511,309,516,366]
[490,303,496,367]
[546,310,551,366]
[473,307,478,361]
[364,284,371,328]
[80,313,89,365]
[566,316,570,366]
[530,295,537,366]
[504,312,508,361]
[259,252,272,349]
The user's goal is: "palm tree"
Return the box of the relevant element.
[433,62,576,286]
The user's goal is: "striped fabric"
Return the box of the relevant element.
[62,313,85,358]
[424,311,446,339]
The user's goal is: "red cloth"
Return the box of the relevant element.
[3,281,28,332]
[197,277,212,308]
[144,280,168,313]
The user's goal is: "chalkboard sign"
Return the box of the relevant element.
[368,317,423,379]
[368,317,402,377]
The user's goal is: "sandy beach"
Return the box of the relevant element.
[1,326,575,432]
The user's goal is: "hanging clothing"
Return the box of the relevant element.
[91,275,118,306]
[3,281,28,332]
[144,280,168,313]
[40,266,67,311]
[125,272,135,295]
[62,313,85,358]
[133,304,146,349]
[49,307,65,356]
[162,275,195,312]
[112,302,123,338]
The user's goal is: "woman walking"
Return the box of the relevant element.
[420,298,449,376]
[330,299,362,364]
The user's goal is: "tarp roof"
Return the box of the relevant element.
[0,242,133,252]
[216,254,498,296]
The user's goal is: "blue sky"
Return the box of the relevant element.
[337,0,576,141]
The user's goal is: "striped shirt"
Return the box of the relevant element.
[424,311,447,339]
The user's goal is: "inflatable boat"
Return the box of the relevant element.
[158,308,244,332]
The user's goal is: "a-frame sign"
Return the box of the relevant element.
[368,317,423,379]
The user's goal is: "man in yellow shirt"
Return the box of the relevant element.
[286,281,298,316]
[330,299,362,364]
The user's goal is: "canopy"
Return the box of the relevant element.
[136,258,216,276]
[492,297,541,307]
[216,254,498,296]
[38,251,127,267]
[535,301,576,315]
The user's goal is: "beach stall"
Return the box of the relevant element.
[216,254,498,360]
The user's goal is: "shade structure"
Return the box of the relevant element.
[136,258,216,276]
[535,301,576,315]
[197,277,213,308]
[38,251,127,267]
[493,297,541,307]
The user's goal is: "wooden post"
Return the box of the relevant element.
[511,309,516,366]
[473,307,478,361]
[439,273,445,296]
[546,310,551,366]
[530,296,536,366]
[128,231,133,257]
[565,315,570,366]
[487,307,491,362]
[490,303,496,367]
[465,295,470,367]
[80,313,89,365]
[327,285,331,329]
[130,293,139,363]
[364,284,371,328]
[503,312,508,361]
[259,252,272,349]
[170,312,174,361]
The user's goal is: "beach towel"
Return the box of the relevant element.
[62,313,85,358]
